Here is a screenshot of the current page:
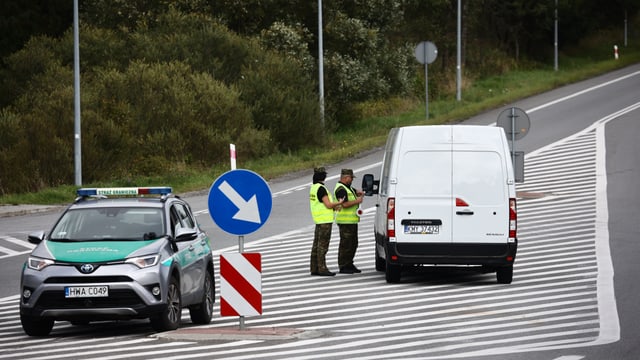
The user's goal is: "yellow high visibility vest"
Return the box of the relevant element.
[309,183,334,224]
[334,182,359,224]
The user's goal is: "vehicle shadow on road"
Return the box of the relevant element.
[394,266,500,286]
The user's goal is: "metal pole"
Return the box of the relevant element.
[510,107,516,167]
[624,10,628,47]
[554,0,558,71]
[239,234,245,330]
[424,53,429,120]
[73,0,82,185]
[318,0,325,127]
[456,0,461,101]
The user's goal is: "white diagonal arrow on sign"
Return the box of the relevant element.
[218,180,261,224]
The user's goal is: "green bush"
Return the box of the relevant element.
[239,51,322,151]
[81,60,271,180]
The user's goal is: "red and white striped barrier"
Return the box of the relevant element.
[220,253,262,316]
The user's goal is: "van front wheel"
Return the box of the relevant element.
[385,262,401,283]
[496,265,513,284]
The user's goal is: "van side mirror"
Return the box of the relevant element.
[362,174,379,196]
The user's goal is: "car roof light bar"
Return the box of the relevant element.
[77,187,173,197]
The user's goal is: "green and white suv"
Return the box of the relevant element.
[20,187,215,336]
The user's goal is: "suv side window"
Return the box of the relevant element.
[170,202,196,236]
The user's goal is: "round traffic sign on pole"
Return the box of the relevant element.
[497,107,530,141]
[414,41,438,120]
[208,169,272,236]
[414,41,438,65]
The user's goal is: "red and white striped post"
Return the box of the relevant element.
[220,253,262,329]
[614,45,619,60]
[230,143,237,170]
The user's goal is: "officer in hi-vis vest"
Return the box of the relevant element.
[334,168,364,274]
[309,167,344,276]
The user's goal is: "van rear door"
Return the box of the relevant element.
[452,150,509,244]
[395,147,453,245]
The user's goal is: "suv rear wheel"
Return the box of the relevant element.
[150,277,181,331]
[189,270,214,324]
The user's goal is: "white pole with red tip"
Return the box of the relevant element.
[230,143,237,170]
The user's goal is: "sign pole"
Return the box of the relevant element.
[497,107,530,183]
[239,234,245,330]
[208,168,272,332]
[424,52,429,120]
[510,107,516,167]
[414,41,437,121]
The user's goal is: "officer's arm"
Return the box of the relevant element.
[321,195,343,209]
[336,188,362,209]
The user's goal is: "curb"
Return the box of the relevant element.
[0,205,64,218]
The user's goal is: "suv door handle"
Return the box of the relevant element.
[456,210,474,215]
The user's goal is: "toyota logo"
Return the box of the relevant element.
[80,263,95,274]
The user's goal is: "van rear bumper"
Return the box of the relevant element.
[387,241,517,266]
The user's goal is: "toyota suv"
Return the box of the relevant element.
[20,187,215,336]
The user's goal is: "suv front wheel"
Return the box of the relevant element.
[21,314,54,336]
[150,277,181,331]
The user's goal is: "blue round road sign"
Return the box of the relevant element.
[208,169,272,235]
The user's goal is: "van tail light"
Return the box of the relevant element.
[509,198,517,240]
[387,198,395,238]
[455,197,469,207]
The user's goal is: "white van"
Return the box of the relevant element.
[362,125,518,284]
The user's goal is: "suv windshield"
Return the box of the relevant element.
[50,207,165,241]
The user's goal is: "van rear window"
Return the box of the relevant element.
[399,151,452,196]
[454,151,505,205]
[398,150,505,205]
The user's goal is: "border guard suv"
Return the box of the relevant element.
[20,187,215,336]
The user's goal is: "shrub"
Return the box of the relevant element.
[238,50,322,151]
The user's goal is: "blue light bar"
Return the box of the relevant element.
[77,187,173,197]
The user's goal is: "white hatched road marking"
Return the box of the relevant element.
[0,235,34,258]
[2,104,638,358]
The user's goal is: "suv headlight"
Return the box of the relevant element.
[27,257,55,271]
[125,254,160,269]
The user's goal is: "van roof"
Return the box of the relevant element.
[395,125,507,149]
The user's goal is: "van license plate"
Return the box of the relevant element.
[65,286,109,298]
[404,225,440,234]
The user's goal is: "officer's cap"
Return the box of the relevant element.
[341,169,355,177]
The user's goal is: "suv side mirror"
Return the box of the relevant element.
[28,231,46,244]
[362,174,379,196]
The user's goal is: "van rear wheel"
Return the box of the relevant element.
[496,265,513,284]
[375,246,385,272]
[385,262,401,283]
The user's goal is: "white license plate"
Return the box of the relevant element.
[65,286,109,298]
[404,225,440,234]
